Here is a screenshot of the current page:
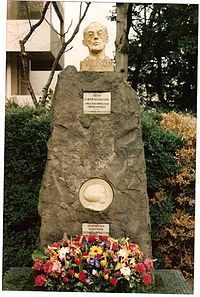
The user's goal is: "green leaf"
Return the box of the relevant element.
[32,249,47,261]
[65,260,70,269]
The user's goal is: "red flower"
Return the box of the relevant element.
[99,235,108,241]
[104,268,110,275]
[50,242,61,248]
[143,273,153,286]
[35,274,46,286]
[129,243,136,250]
[135,263,146,274]
[82,251,88,256]
[87,235,96,242]
[116,271,121,277]
[110,277,117,287]
[144,258,154,270]
[68,269,75,276]
[79,271,86,282]
[63,276,68,283]
[112,243,118,251]
[72,240,82,247]
[33,259,42,271]
[75,258,82,266]
[44,261,53,274]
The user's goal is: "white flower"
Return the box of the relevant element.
[52,260,61,273]
[130,257,136,267]
[92,269,98,276]
[118,249,127,258]
[120,265,131,277]
[59,247,70,260]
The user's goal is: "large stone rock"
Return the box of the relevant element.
[38,66,152,257]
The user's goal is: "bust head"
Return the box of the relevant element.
[83,184,107,205]
[80,22,114,71]
[82,22,109,57]
[79,178,113,211]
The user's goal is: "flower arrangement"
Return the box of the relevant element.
[32,235,154,292]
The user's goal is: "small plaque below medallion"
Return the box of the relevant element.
[83,92,111,114]
[82,223,109,236]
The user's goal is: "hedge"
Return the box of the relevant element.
[3,105,195,279]
[3,105,51,272]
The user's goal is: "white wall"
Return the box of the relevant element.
[6,20,51,52]
[30,70,60,95]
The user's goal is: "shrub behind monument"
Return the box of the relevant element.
[3,105,51,272]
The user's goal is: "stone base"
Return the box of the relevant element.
[2,267,193,293]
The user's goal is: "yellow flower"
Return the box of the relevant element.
[75,273,79,278]
[115,262,123,270]
[89,246,103,257]
[100,259,107,267]
[104,274,109,280]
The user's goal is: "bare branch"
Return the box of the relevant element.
[19,44,38,106]
[64,46,73,53]
[19,2,51,107]
[44,17,62,36]
[40,2,91,105]
[25,1,32,29]
[79,2,83,20]
[22,2,51,44]
[63,19,73,36]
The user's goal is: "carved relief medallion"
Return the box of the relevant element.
[79,178,113,211]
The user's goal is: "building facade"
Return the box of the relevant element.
[6,0,64,106]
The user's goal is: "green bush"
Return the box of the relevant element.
[141,110,185,269]
[142,110,184,196]
[3,105,51,273]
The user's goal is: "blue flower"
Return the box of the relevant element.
[98,242,106,247]
[95,260,100,268]
[89,258,95,265]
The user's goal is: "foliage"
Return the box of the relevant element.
[32,235,154,292]
[142,110,196,279]
[3,105,51,272]
[158,112,196,278]
[123,4,198,111]
[141,109,184,196]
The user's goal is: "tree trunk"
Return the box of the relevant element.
[115,3,132,80]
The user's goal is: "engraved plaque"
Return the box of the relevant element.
[79,178,113,211]
[82,223,109,236]
[83,92,111,114]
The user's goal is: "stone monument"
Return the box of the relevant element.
[38,22,152,257]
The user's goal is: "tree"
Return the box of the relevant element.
[127,4,198,111]
[115,3,132,80]
[19,1,91,107]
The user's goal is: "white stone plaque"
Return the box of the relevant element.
[82,223,109,236]
[79,178,113,211]
[83,92,111,114]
